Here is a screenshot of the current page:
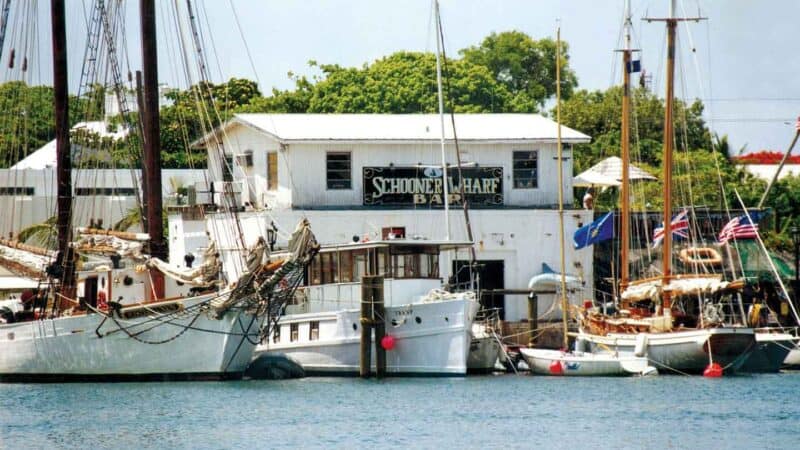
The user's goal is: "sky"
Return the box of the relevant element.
[12,0,800,154]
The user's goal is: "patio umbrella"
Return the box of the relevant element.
[573,156,656,187]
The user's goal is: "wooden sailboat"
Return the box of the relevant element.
[0,0,316,381]
[520,24,655,377]
[577,0,755,375]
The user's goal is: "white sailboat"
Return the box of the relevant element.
[577,0,755,375]
[520,23,654,377]
[0,0,316,381]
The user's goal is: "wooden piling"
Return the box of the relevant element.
[373,276,386,378]
[528,293,538,347]
[359,277,373,378]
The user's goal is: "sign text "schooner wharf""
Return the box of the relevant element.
[363,166,503,207]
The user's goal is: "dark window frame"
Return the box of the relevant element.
[0,187,35,196]
[512,150,538,189]
[75,187,136,196]
[326,152,352,190]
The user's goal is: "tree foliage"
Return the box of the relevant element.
[460,30,578,111]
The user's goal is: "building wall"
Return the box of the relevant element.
[211,125,575,210]
[0,168,208,236]
[173,207,595,322]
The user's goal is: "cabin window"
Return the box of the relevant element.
[377,249,387,276]
[309,321,319,341]
[0,187,35,196]
[389,246,439,278]
[364,248,388,276]
[272,325,281,343]
[267,152,278,190]
[340,251,354,282]
[326,152,351,189]
[331,252,340,283]
[512,151,538,189]
[310,256,322,285]
[320,253,331,283]
[353,251,366,281]
[290,323,299,342]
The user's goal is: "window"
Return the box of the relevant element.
[272,325,281,343]
[310,256,322,285]
[222,154,234,182]
[267,152,278,190]
[326,152,351,189]
[353,251,366,281]
[389,247,439,279]
[340,251,353,282]
[290,323,299,342]
[309,321,319,341]
[75,187,136,196]
[0,187,34,196]
[513,151,538,189]
[320,252,333,284]
[236,151,253,168]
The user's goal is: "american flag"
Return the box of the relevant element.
[652,209,689,248]
[718,212,762,243]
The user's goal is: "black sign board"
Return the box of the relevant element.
[363,166,503,207]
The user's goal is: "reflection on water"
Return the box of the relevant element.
[1,374,798,449]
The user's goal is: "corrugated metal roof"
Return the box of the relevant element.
[227,113,591,143]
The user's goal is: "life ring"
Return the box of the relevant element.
[678,247,722,266]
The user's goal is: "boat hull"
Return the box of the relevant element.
[581,328,755,374]
[782,343,800,369]
[257,297,479,376]
[0,294,262,382]
[520,348,653,376]
[467,324,501,374]
[739,331,795,373]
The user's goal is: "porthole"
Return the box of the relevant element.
[352,323,358,331]
[415,316,421,324]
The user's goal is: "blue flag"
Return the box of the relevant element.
[626,60,641,73]
[573,212,614,250]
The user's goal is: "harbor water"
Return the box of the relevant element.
[2,373,799,449]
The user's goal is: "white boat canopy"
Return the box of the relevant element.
[621,275,732,303]
[573,156,657,187]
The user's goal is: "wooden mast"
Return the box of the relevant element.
[619,0,633,293]
[51,0,75,293]
[556,26,569,350]
[140,0,165,299]
[661,3,676,311]
[646,0,703,312]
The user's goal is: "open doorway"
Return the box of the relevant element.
[453,260,505,319]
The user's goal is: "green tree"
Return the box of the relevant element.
[460,31,578,112]
[245,53,513,114]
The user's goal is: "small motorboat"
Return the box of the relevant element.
[520,348,657,377]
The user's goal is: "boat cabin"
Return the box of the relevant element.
[280,239,472,314]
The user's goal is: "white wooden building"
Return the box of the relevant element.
[0,121,208,237]
[170,113,594,321]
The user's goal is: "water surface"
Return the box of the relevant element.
[2,373,798,449]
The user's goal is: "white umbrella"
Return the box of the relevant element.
[573,156,657,187]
